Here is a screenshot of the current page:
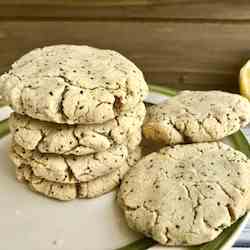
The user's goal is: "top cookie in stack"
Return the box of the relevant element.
[0,45,148,200]
[0,45,148,124]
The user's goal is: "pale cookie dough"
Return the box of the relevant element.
[9,102,145,155]
[10,143,128,183]
[143,91,250,145]
[0,45,148,124]
[118,142,250,246]
[15,147,142,201]
[16,165,77,201]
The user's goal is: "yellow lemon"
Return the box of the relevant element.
[239,61,250,101]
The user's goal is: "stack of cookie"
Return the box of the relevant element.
[0,45,148,201]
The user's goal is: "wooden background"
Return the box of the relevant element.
[1,1,250,93]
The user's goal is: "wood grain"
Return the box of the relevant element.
[1,1,250,21]
[1,1,250,91]
[1,20,249,91]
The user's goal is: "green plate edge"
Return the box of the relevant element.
[0,96,7,108]
[117,84,250,250]
[117,238,156,250]
[0,119,9,138]
[148,84,177,97]
[0,97,9,138]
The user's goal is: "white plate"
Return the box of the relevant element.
[0,93,249,250]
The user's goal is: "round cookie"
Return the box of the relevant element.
[15,147,142,201]
[118,142,250,246]
[0,45,148,124]
[9,102,145,155]
[10,143,128,183]
[143,91,250,145]
[16,165,77,201]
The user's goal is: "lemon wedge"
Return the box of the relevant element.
[239,61,250,101]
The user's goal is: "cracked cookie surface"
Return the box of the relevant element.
[0,45,148,124]
[9,102,145,155]
[143,91,250,145]
[10,142,128,183]
[118,142,250,245]
[15,147,142,201]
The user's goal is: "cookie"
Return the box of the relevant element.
[118,142,250,246]
[0,45,148,124]
[16,165,77,201]
[15,147,142,201]
[9,102,145,155]
[10,142,128,183]
[143,91,250,145]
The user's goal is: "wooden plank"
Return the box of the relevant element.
[0,0,218,5]
[0,21,248,92]
[145,71,237,92]
[1,1,250,21]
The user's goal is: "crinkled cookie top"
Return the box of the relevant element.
[143,91,250,144]
[11,142,128,183]
[15,146,142,201]
[0,45,148,124]
[118,142,250,246]
[9,102,145,155]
